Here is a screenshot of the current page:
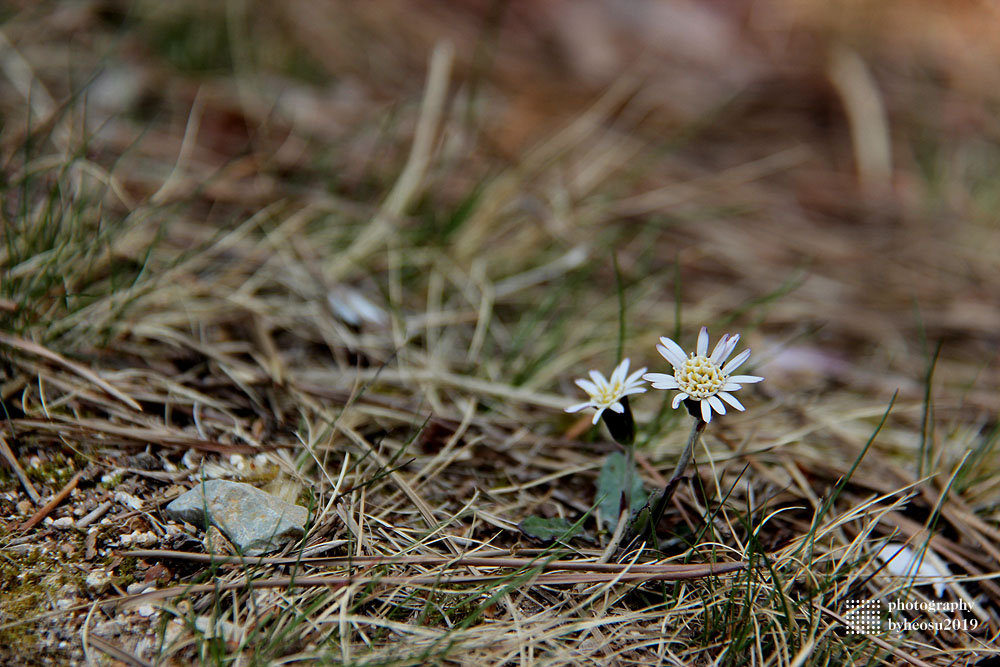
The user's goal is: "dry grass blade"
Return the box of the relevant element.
[123,548,747,576]
[0,333,142,411]
[85,634,154,667]
[5,418,260,454]
[817,606,937,667]
[120,562,748,607]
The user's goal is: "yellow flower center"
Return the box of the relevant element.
[596,381,623,406]
[675,355,726,398]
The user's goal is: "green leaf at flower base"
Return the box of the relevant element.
[596,451,647,532]
[518,516,580,542]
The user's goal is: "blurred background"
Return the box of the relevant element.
[2,0,999,418]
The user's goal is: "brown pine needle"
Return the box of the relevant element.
[19,470,82,531]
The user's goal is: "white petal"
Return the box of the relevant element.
[644,372,678,389]
[701,399,713,423]
[655,346,683,370]
[728,374,763,384]
[575,378,600,396]
[565,402,594,413]
[697,327,709,357]
[589,369,608,388]
[709,334,730,363]
[707,395,726,415]
[621,386,647,397]
[671,392,688,409]
[611,358,630,385]
[721,382,743,392]
[718,392,745,411]
[591,408,605,424]
[625,367,647,386]
[721,349,751,374]
[657,337,688,368]
[719,334,740,364]
[609,402,625,414]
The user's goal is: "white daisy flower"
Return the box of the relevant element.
[566,358,648,425]
[642,327,763,423]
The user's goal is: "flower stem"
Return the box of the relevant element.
[670,417,704,488]
[626,417,705,549]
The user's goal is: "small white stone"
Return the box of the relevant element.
[115,491,143,510]
[135,531,158,547]
[52,517,75,529]
[127,582,155,595]
[875,543,950,597]
[136,604,157,618]
[86,569,111,592]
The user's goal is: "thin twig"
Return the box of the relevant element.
[122,548,744,575]
[121,562,749,606]
[0,431,40,503]
[19,470,83,531]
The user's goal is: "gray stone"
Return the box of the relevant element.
[166,480,309,556]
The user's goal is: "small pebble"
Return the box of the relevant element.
[127,582,156,595]
[115,491,143,510]
[52,517,75,529]
[86,569,111,593]
[136,604,157,618]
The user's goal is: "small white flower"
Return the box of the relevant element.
[643,327,763,423]
[566,358,647,425]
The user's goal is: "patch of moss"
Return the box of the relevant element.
[0,588,44,660]
[24,451,78,488]
[0,550,66,658]
[116,555,140,584]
